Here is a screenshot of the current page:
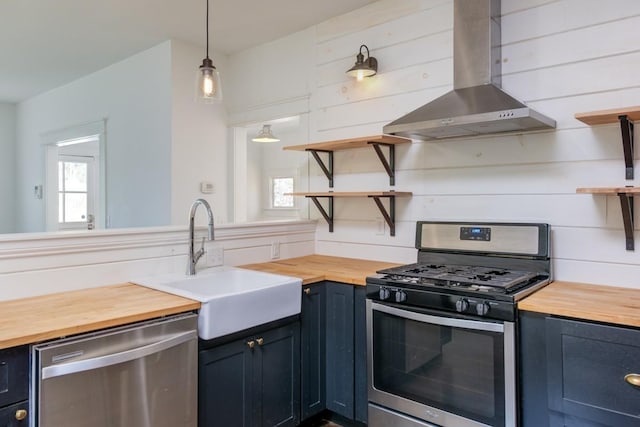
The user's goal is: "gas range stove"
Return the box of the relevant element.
[366,221,551,321]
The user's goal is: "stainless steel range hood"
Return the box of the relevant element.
[383,0,555,140]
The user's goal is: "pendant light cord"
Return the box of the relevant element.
[205,0,210,60]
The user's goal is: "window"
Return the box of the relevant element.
[57,155,95,229]
[43,120,105,231]
[271,177,294,208]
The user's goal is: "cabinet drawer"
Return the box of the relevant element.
[546,317,640,427]
[0,400,29,427]
[0,346,29,407]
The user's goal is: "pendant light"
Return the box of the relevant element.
[252,125,280,142]
[197,0,222,102]
[346,44,378,81]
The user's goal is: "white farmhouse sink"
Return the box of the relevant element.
[133,267,302,340]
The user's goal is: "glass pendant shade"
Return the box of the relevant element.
[197,57,222,102]
[252,124,280,142]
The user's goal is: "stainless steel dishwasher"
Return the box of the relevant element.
[31,313,198,427]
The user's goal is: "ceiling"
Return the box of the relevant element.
[0,0,376,103]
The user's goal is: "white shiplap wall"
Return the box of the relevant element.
[302,0,640,287]
[0,221,316,301]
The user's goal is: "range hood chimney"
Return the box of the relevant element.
[383,0,555,140]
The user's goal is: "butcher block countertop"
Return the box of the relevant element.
[240,254,401,286]
[519,281,640,328]
[0,283,200,349]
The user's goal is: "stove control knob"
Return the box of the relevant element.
[395,290,407,303]
[379,287,391,301]
[455,298,469,313]
[476,302,490,316]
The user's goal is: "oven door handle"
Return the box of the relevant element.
[370,301,505,332]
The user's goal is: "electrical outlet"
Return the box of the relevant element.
[376,218,385,235]
[271,242,280,259]
[206,242,224,267]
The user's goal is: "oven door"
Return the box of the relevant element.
[367,300,515,427]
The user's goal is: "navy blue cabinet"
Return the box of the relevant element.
[300,281,368,424]
[546,317,640,427]
[325,281,355,419]
[519,311,550,427]
[301,283,326,420]
[0,345,29,427]
[520,311,640,427]
[353,286,368,424]
[199,322,300,427]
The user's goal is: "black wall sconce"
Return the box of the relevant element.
[346,44,378,81]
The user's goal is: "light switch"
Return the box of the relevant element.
[200,182,214,194]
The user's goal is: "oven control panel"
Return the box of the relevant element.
[460,226,491,241]
[366,282,516,321]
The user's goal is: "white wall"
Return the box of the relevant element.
[0,103,15,233]
[224,0,640,288]
[15,41,173,232]
[0,221,316,301]
[170,40,229,226]
[225,28,315,125]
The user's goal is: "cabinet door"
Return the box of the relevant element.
[0,346,28,408]
[301,283,326,420]
[519,311,550,427]
[548,411,610,427]
[546,317,640,427]
[199,338,254,427]
[254,323,300,427]
[325,281,354,419]
[0,400,29,427]
[353,286,368,424]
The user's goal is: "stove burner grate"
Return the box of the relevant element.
[378,263,540,291]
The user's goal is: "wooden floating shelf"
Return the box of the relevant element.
[576,186,637,251]
[283,135,410,152]
[289,191,412,197]
[576,187,640,195]
[575,107,637,180]
[575,106,640,126]
[283,135,411,187]
[288,191,412,236]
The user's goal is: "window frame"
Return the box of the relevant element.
[269,175,296,209]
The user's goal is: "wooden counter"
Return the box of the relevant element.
[240,254,401,286]
[0,283,200,349]
[518,281,640,328]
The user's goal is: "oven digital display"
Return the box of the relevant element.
[460,226,491,241]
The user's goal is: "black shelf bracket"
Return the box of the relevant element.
[617,192,635,251]
[307,195,334,232]
[369,194,397,236]
[368,142,396,186]
[618,115,634,180]
[306,149,334,188]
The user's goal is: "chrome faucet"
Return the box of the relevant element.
[187,198,215,275]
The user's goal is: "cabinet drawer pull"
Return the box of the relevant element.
[304,288,310,295]
[256,338,264,346]
[15,409,27,421]
[247,340,255,349]
[625,373,640,387]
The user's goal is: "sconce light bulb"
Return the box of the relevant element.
[356,70,365,82]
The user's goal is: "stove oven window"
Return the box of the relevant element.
[372,309,506,426]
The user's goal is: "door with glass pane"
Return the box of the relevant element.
[57,155,96,230]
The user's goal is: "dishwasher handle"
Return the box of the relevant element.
[41,329,197,380]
